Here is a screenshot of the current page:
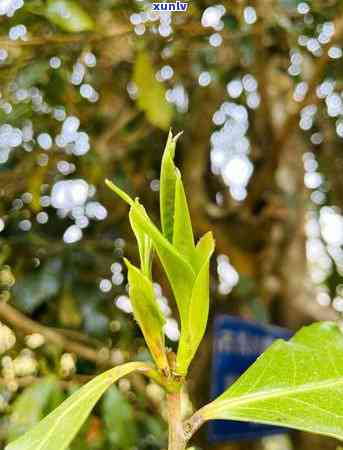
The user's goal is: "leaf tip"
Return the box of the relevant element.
[105,179,134,206]
[173,130,183,143]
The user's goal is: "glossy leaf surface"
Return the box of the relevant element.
[6,362,150,450]
[199,322,343,441]
[125,258,168,371]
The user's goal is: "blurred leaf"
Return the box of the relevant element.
[82,304,109,338]
[13,259,61,313]
[235,275,256,297]
[102,385,137,449]
[222,14,239,30]
[142,415,166,447]
[125,258,168,372]
[45,0,94,32]
[7,377,60,443]
[76,287,109,338]
[28,166,48,213]
[133,51,173,130]
[199,322,343,440]
[0,104,32,125]
[59,290,81,328]
[69,416,104,450]
[16,61,50,89]
[5,362,151,450]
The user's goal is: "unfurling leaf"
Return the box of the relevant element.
[106,132,214,376]
[160,131,179,242]
[197,322,343,441]
[5,362,150,450]
[105,179,196,330]
[173,173,196,263]
[159,130,195,263]
[133,51,173,130]
[176,231,214,374]
[129,202,153,278]
[45,0,94,32]
[159,134,214,374]
[125,258,169,372]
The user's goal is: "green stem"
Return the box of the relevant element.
[167,390,187,450]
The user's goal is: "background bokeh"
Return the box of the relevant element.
[1,1,343,449]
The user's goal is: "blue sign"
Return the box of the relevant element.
[208,315,292,442]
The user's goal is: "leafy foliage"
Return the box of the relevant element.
[198,322,343,440]
[124,258,168,372]
[2,0,343,448]
[106,132,214,375]
[12,259,61,313]
[5,362,150,450]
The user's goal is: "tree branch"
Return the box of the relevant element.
[167,390,187,450]
[0,29,130,48]
[0,301,108,365]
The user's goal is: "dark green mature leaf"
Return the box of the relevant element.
[125,258,169,372]
[45,0,94,32]
[5,362,150,450]
[102,386,137,449]
[7,377,60,443]
[133,51,173,130]
[198,322,343,440]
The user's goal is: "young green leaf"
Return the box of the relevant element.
[105,179,196,325]
[159,130,195,263]
[195,322,343,441]
[176,232,214,374]
[129,202,153,278]
[128,205,196,323]
[172,172,196,263]
[5,362,151,450]
[125,258,169,372]
[45,0,94,32]
[106,132,215,377]
[160,131,178,243]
